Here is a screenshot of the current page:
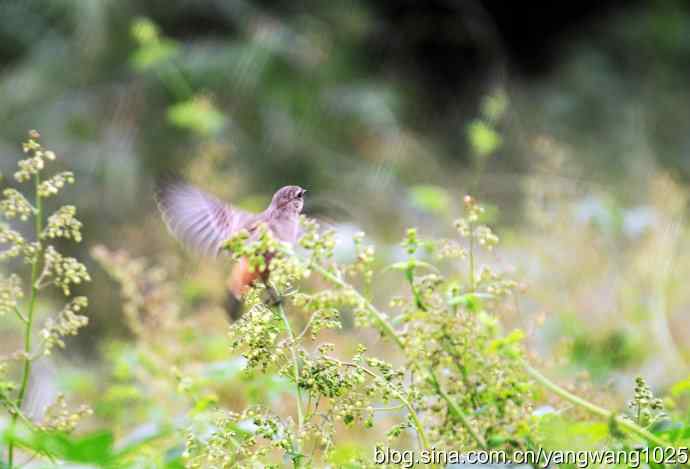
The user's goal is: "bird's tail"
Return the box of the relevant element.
[224,290,244,321]
[225,257,258,321]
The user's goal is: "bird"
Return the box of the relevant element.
[156,181,307,319]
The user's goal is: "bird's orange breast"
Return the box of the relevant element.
[228,257,262,299]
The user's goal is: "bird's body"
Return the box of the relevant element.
[156,182,306,318]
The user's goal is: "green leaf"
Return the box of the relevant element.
[467,120,502,157]
[131,40,179,71]
[193,394,219,413]
[538,414,610,450]
[165,446,186,469]
[115,423,173,459]
[328,443,367,468]
[6,428,116,465]
[489,329,525,357]
[671,377,690,397]
[167,97,226,136]
[382,260,439,274]
[447,292,493,311]
[409,185,451,215]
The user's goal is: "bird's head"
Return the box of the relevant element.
[271,185,307,215]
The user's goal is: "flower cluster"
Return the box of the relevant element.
[228,303,285,371]
[455,195,499,251]
[0,363,16,408]
[344,231,376,284]
[185,407,300,468]
[0,189,34,221]
[0,273,23,316]
[299,306,341,340]
[14,130,54,182]
[298,215,336,263]
[293,286,371,329]
[434,237,467,260]
[476,265,518,298]
[42,246,91,295]
[40,297,89,354]
[627,376,666,427]
[43,205,83,242]
[0,225,26,261]
[91,245,180,337]
[37,171,75,198]
[40,394,93,433]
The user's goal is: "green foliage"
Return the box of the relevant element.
[467,120,502,158]
[571,329,644,379]
[3,129,690,468]
[180,196,531,466]
[130,17,180,71]
[87,183,690,467]
[167,98,227,137]
[408,185,451,216]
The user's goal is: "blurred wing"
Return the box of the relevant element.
[156,182,255,256]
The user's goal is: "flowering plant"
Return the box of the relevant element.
[0,131,91,467]
[0,132,682,468]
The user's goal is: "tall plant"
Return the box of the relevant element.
[0,131,91,467]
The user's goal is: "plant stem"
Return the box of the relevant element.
[8,173,43,468]
[310,263,403,349]
[427,370,487,448]
[468,221,475,292]
[275,301,304,468]
[521,360,671,448]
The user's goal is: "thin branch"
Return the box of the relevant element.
[9,171,44,469]
[426,369,487,448]
[274,300,305,468]
[323,356,430,451]
[294,313,316,342]
[522,360,671,448]
[13,306,27,323]
[311,259,483,451]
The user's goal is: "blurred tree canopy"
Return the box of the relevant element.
[1,0,689,205]
[1,0,690,347]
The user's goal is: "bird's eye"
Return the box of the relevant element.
[297,190,304,198]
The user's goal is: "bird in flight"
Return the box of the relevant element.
[156,181,307,319]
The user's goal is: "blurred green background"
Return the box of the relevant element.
[2,0,690,463]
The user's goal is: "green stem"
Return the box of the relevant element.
[275,301,304,468]
[427,370,487,448]
[8,173,43,468]
[310,263,403,348]
[468,222,475,292]
[521,361,671,448]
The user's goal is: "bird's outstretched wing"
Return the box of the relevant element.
[156,181,256,257]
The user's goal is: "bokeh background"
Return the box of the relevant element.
[2,0,690,463]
